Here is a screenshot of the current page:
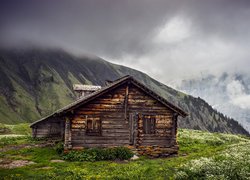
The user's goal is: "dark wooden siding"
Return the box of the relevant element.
[32,117,64,139]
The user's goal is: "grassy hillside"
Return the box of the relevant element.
[0,48,249,135]
[0,125,249,179]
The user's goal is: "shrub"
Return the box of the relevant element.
[62,147,133,161]
[55,142,64,155]
[114,147,134,160]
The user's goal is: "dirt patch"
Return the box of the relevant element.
[50,159,65,163]
[0,159,35,169]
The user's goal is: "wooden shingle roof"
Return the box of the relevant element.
[30,75,188,127]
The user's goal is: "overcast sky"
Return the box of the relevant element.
[1,0,250,84]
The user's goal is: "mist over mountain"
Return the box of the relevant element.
[174,73,250,132]
[0,48,248,136]
[1,0,250,85]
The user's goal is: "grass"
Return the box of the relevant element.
[0,123,31,136]
[5,123,31,135]
[11,78,41,122]
[35,66,74,117]
[0,126,249,179]
[0,136,41,148]
[0,96,23,124]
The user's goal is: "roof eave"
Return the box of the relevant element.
[30,113,57,127]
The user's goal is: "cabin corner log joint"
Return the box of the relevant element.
[30,75,188,157]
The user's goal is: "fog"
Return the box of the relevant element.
[1,0,250,83]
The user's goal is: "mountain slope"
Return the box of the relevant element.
[0,48,248,136]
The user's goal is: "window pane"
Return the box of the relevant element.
[143,115,156,134]
[143,117,147,133]
[150,117,156,134]
[87,120,92,129]
[86,117,101,136]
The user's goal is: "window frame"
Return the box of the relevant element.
[85,116,102,136]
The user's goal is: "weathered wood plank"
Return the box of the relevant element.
[128,105,168,110]
[83,104,124,109]
[72,143,129,148]
[102,124,128,128]
[102,121,128,125]
[142,134,172,138]
[72,139,129,144]
[71,136,129,140]
[101,129,129,133]
[76,108,123,112]
[101,133,129,137]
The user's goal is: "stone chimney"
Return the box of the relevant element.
[73,84,101,99]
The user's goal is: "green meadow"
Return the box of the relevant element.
[0,124,249,179]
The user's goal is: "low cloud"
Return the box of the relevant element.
[227,80,250,109]
[1,0,250,83]
[153,16,192,44]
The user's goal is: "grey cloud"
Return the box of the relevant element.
[0,0,181,57]
[1,0,250,82]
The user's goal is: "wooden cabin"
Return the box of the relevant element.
[30,76,187,157]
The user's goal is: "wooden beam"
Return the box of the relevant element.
[124,84,129,120]
[32,126,37,138]
[129,113,134,145]
[64,117,72,149]
[171,113,178,145]
[61,120,65,140]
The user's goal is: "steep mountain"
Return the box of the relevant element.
[174,73,250,133]
[0,48,248,136]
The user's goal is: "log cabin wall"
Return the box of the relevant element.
[71,84,130,148]
[32,117,65,139]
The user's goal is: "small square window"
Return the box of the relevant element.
[143,115,156,134]
[86,116,101,136]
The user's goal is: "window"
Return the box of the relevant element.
[86,116,101,136]
[143,115,156,134]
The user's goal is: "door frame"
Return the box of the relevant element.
[129,113,137,145]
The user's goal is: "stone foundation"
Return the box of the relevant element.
[128,145,179,158]
[68,145,179,158]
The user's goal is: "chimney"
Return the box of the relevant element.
[73,84,101,99]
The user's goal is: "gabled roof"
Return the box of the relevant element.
[30,75,188,127]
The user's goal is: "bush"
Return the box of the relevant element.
[114,147,134,160]
[62,147,133,162]
[55,142,64,155]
